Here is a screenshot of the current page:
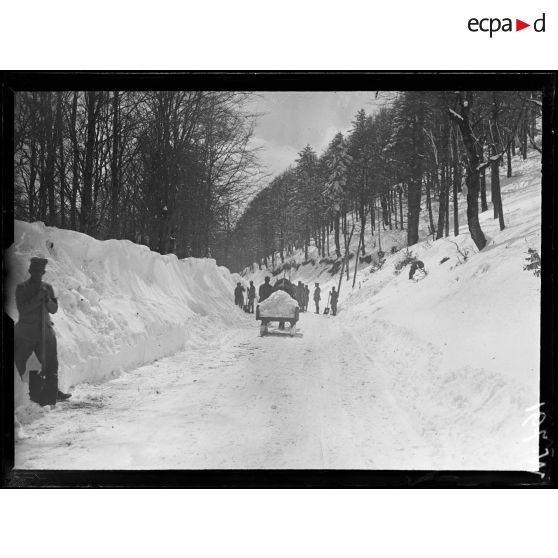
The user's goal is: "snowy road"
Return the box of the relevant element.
[15,311,437,469]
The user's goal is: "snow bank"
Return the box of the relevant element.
[258,290,298,318]
[6,221,249,417]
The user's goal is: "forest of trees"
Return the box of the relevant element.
[229,90,541,273]
[14,90,542,273]
[14,91,261,258]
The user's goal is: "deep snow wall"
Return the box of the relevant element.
[6,221,249,410]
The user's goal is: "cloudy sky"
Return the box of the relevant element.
[248,92,385,177]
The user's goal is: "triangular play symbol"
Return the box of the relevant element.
[516,19,530,31]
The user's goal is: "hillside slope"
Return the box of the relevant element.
[244,150,542,469]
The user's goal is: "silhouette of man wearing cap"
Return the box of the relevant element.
[330,286,339,316]
[14,257,71,403]
[234,282,245,309]
[313,283,321,314]
[258,276,273,303]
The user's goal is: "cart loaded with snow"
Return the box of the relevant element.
[256,281,299,337]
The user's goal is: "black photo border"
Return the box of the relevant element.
[1,71,556,488]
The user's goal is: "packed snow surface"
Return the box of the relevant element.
[12,150,541,471]
[258,290,298,318]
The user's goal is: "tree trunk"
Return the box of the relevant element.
[444,173,450,237]
[506,145,512,178]
[81,91,97,234]
[381,195,389,228]
[352,232,362,288]
[69,92,79,230]
[304,223,309,262]
[43,92,57,227]
[521,115,528,159]
[110,91,120,237]
[37,101,47,221]
[337,223,355,296]
[453,165,459,236]
[399,188,404,229]
[407,177,421,246]
[491,158,505,231]
[359,202,366,255]
[435,174,445,240]
[377,198,382,253]
[334,211,341,257]
[55,92,67,229]
[452,92,486,251]
[480,168,488,212]
[27,95,38,220]
[425,175,435,238]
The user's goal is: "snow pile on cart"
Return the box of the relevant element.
[258,290,298,318]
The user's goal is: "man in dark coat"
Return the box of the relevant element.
[313,283,321,314]
[247,281,256,313]
[14,257,71,404]
[304,285,310,312]
[330,286,339,316]
[295,281,305,311]
[258,276,273,302]
[234,282,245,308]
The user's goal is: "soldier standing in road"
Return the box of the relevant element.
[258,276,273,302]
[313,283,321,314]
[295,281,304,310]
[304,284,310,312]
[234,282,245,308]
[14,257,71,404]
[330,286,339,316]
[247,280,256,313]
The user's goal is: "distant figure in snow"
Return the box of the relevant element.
[295,281,305,310]
[330,286,339,316]
[234,282,245,308]
[247,281,256,313]
[409,260,427,280]
[313,283,321,314]
[258,276,273,303]
[304,285,310,312]
[14,257,71,404]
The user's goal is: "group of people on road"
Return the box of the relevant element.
[312,283,338,316]
[234,276,339,316]
[294,281,310,313]
[234,280,258,313]
[234,276,278,314]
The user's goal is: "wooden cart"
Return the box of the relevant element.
[256,305,299,337]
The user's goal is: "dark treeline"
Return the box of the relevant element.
[229,90,541,273]
[14,91,261,258]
